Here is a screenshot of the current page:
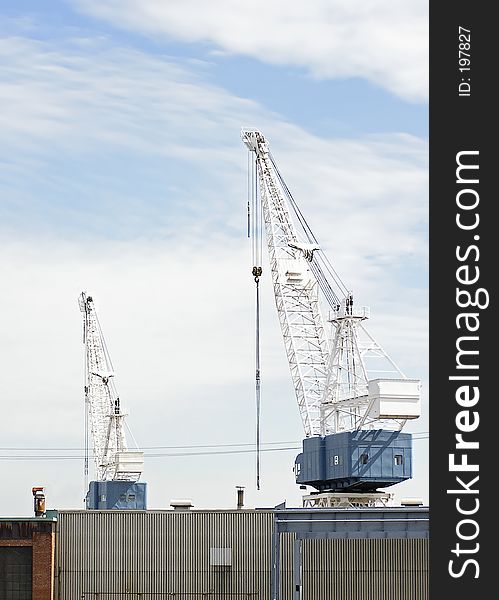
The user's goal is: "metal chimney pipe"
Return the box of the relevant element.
[236,486,245,510]
[32,487,46,517]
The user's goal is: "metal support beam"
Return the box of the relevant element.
[270,530,280,600]
[293,538,302,600]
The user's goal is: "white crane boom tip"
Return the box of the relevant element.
[241,128,268,153]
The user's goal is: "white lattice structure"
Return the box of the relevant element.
[242,129,420,438]
[79,292,143,482]
[243,130,330,437]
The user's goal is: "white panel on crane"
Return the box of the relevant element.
[367,379,421,419]
[279,259,315,288]
[115,451,144,475]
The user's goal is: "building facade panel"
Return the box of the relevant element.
[57,510,273,599]
[302,538,428,599]
[56,509,428,600]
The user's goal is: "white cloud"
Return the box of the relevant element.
[0,30,428,515]
[1,33,428,284]
[73,0,428,102]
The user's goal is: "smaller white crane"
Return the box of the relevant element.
[79,292,144,485]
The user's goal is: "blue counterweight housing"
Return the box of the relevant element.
[294,430,412,492]
[86,481,147,510]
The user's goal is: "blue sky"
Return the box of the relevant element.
[3,1,428,136]
[0,0,428,515]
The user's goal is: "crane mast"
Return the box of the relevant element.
[79,292,146,509]
[244,130,330,437]
[243,129,421,499]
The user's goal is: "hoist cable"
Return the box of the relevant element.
[255,275,261,491]
[259,182,263,267]
[247,151,251,238]
[249,150,263,491]
[270,153,316,243]
[254,159,263,269]
[250,154,257,267]
[316,252,350,298]
[269,152,350,299]
[254,154,263,491]
[309,261,341,309]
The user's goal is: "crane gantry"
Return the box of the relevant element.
[242,129,421,503]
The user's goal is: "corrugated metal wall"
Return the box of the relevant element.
[301,537,428,599]
[57,510,273,599]
[56,510,428,600]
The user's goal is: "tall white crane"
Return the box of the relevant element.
[242,129,420,442]
[79,292,144,484]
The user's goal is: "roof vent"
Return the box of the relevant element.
[400,497,424,506]
[32,487,46,517]
[170,500,193,511]
[236,486,245,510]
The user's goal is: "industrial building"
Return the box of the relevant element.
[1,130,429,599]
[1,503,428,599]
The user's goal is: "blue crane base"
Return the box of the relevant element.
[86,481,147,510]
[294,430,412,492]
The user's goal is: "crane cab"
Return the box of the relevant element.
[295,430,413,492]
[86,481,147,510]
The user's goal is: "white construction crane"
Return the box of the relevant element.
[242,129,420,441]
[79,292,144,484]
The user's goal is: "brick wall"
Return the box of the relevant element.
[0,520,56,600]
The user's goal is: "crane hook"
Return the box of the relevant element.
[252,266,262,282]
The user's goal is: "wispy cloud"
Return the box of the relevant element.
[0,26,427,513]
[0,34,427,251]
[72,0,428,102]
